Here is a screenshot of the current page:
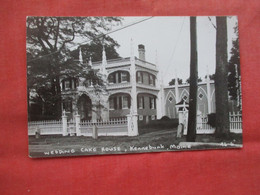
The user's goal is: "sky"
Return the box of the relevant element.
[109,16,238,86]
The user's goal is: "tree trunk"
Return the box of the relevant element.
[187,17,198,142]
[55,76,62,119]
[215,17,230,136]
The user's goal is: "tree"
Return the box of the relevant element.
[187,17,198,142]
[215,16,230,136]
[27,17,122,119]
[71,41,120,63]
[168,78,183,86]
[228,24,241,110]
[204,74,215,81]
[185,77,202,84]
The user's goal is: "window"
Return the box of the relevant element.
[65,80,70,90]
[198,93,204,100]
[64,80,71,90]
[148,74,156,86]
[149,75,154,85]
[108,74,115,84]
[150,97,156,109]
[121,72,128,83]
[122,96,129,109]
[109,95,130,110]
[139,115,143,121]
[109,98,115,110]
[138,96,144,109]
[137,72,142,83]
[168,96,173,103]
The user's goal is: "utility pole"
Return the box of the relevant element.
[187,16,198,142]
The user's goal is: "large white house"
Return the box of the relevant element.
[60,43,238,123]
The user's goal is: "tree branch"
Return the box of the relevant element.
[54,18,60,51]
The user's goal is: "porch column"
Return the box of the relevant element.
[75,113,81,136]
[62,110,68,136]
[130,39,138,116]
[128,39,138,136]
[127,112,138,136]
[156,53,165,119]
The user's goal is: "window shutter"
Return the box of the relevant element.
[142,96,145,109]
[74,79,77,89]
[141,72,144,83]
[118,72,121,83]
[153,76,155,86]
[119,96,122,109]
[154,97,157,109]
[149,97,152,109]
[69,78,72,88]
[62,80,65,90]
[114,97,117,110]
[137,96,140,108]
[149,75,151,85]
[127,96,131,108]
[136,72,138,82]
[127,72,130,82]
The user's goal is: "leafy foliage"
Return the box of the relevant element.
[204,74,215,80]
[168,78,183,85]
[228,24,240,101]
[207,113,216,127]
[185,77,202,84]
[27,17,122,120]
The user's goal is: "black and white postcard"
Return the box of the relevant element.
[27,16,242,158]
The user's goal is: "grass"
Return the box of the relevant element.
[28,128,242,158]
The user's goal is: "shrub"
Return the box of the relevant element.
[207,113,216,127]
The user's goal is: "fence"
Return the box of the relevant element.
[229,112,242,133]
[195,112,242,134]
[28,114,136,137]
[80,118,128,136]
[28,120,63,135]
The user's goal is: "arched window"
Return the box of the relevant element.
[108,71,130,84]
[136,71,156,86]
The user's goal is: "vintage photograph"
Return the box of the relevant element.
[27,16,242,158]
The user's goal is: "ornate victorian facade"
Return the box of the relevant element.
[61,44,161,122]
[60,43,238,122]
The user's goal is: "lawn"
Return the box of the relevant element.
[28,128,242,158]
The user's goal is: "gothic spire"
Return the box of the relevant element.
[100,45,107,76]
[79,47,83,64]
[102,45,107,66]
[88,56,92,67]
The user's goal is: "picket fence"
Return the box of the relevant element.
[28,112,242,136]
[196,112,242,134]
[80,118,128,136]
[28,120,63,135]
[28,117,128,136]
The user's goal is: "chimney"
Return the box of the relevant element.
[138,44,145,61]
